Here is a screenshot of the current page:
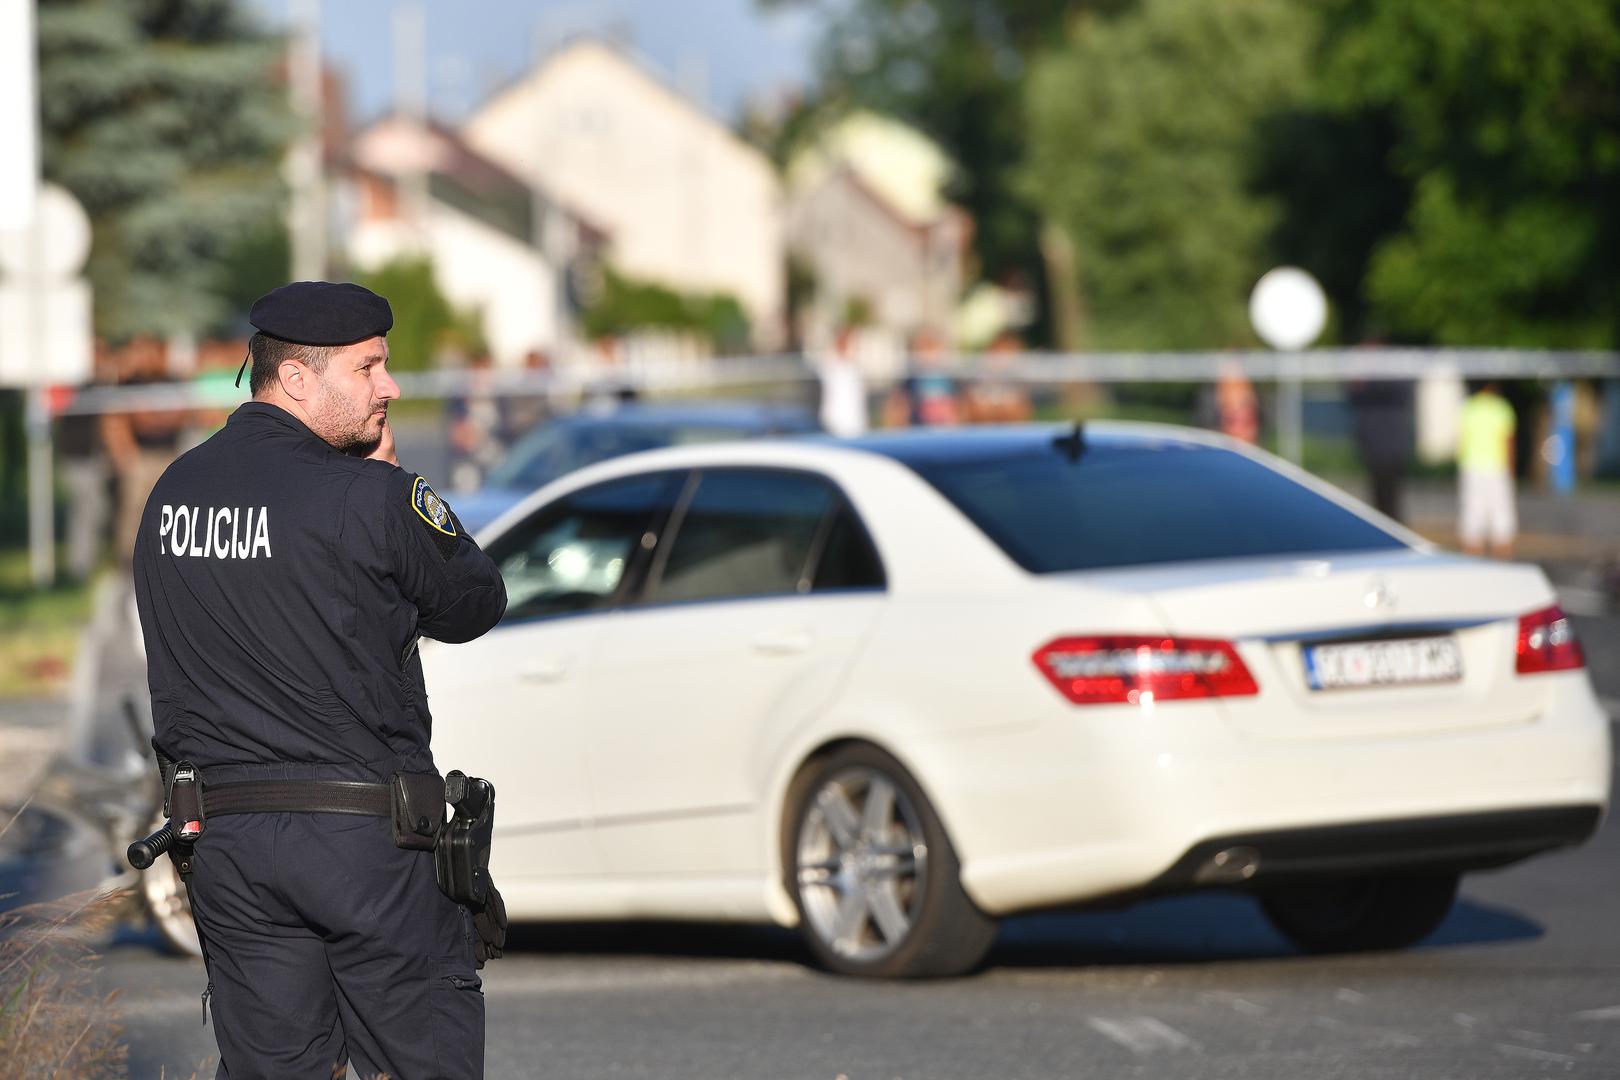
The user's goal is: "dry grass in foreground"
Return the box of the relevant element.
[0,884,133,1079]
[0,794,130,1080]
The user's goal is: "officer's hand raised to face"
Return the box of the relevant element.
[365,416,399,467]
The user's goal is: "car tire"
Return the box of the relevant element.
[785,744,998,978]
[1259,872,1460,953]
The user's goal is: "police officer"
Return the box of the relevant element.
[132,281,507,1078]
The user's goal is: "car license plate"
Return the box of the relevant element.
[1302,636,1463,691]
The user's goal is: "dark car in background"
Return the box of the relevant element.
[453,401,821,532]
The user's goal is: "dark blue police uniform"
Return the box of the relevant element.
[132,285,506,1079]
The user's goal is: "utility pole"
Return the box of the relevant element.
[288,0,326,281]
[394,1,429,246]
[529,15,576,354]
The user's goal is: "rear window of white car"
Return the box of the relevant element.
[891,435,1408,573]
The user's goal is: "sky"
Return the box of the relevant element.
[246,0,822,126]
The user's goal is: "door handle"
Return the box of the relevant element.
[519,658,570,683]
[753,629,812,656]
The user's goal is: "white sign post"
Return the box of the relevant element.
[0,0,39,231]
[1249,266,1328,464]
[0,1,53,585]
[0,180,96,587]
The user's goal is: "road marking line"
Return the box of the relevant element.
[1575,1005,1620,1021]
[1496,1044,1577,1065]
[1087,1017,1199,1054]
[1318,1017,1423,1047]
[1375,1031,1424,1049]
[1199,991,1268,1016]
[1335,987,1366,1004]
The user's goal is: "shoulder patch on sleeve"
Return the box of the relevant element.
[411,477,458,538]
[409,476,462,562]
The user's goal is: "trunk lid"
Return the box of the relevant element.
[1064,549,1560,740]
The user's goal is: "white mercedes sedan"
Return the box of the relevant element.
[424,422,1610,978]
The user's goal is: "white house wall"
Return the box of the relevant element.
[350,198,558,366]
[465,41,784,348]
[786,172,961,342]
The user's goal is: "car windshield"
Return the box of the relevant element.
[888,434,1408,573]
[486,420,765,492]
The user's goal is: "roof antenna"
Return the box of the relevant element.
[1053,419,1086,464]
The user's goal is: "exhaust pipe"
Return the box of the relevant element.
[1193,845,1260,885]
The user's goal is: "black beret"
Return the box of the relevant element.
[248,281,393,346]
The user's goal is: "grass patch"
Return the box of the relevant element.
[0,548,92,698]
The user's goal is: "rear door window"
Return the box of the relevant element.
[808,504,885,591]
[904,439,1407,573]
[647,469,839,604]
[486,471,684,619]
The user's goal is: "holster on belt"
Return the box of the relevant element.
[437,770,507,965]
[149,745,203,879]
[435,770,493,905]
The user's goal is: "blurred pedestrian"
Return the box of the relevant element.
[500,348,554,444]
[1457,380,1517,558]
[185,337,248,445]
[963,331,1033,424]
[816,326,868,437]
[1347,377,1413,522]
[1602,552,1620,615]
[58,342,115,582]
[446,350,503,492]
[585,335,639,410]
[883,327,962,428]
[102,336,185,566]
[1215,359,1260,444]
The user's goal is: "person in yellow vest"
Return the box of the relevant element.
[1457,380,1517,558]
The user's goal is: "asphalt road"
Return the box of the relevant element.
[90,613,1620,1080]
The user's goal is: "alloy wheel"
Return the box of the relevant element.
[795,767,929,964]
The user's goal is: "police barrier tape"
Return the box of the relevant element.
[44,347,1620,416]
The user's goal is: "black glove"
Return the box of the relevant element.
[471,879,507,968]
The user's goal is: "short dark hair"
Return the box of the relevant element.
[248,332,338,396]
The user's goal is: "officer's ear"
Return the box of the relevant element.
[279,359,312,403]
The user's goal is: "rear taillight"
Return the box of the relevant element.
[1516,605,1584,674]
[1032,636,1259,706]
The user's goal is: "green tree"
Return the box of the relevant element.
[1022,0,1315,350]
[1251,105,1410,345]
[37,0,294,340]
[1313,0,1620,347]
[354,257,484,371]
[582,269,753,352]
[764,0,1124,343]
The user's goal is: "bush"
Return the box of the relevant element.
[582,269,752,352]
